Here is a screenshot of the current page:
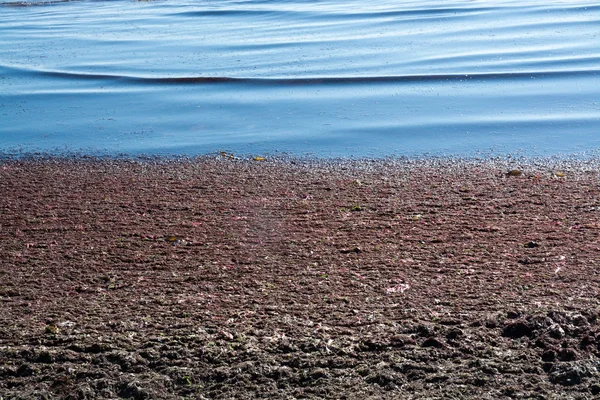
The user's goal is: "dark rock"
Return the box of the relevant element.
[299,367,329,384]
[529,315,553,331]
[580,335,594,349]
[416,324,435,337]
[572,314,589,327]
[439,318,460,326]
[36,350,54,363]
[542,362,554,373]
[360,339,387,351]
[502,320,532,339]
[548,361,596,386]
[340,247,361,254]
[277,338,298,353]
[0,365,17,377]
[446,328,463,340]
[390,334,416,347]
[541,349,556,362]
[425,374,449,383]
[557,348,577,362]
[548,311,568,325]
[366,371,398,387]
[106,351,146,372]
[85,343,111,353]
[484,317,499,329]
[547,323,565,339]
[421,337,444,348]
[472,377,487,387]
[118,380,150,400]
[16,363,36,377]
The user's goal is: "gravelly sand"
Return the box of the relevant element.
[1,156,600,399]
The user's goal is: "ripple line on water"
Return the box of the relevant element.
[2,65,599,86]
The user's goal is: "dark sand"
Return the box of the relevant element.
[1,157,600,399]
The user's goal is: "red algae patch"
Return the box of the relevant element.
[1,157,600,399]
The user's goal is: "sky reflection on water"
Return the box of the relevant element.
[1,0,599,158]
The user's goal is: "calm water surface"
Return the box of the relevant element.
[1,0,599,157]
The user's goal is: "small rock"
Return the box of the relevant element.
[548,323,565,339]
[502,320,532,339]
[542,349,556,362]
[557,348,577,362]
[119,380,150,400]
[572,314,589,327]
[446,328,463,340]
[276,366,294,379]
[421,337,444,348]
[366,371,398,387]
[548,361,596,386]
[310,368,329,380]
[390,335,416,347]
[16,363,36,377]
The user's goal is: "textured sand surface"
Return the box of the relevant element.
[1,157,600,399]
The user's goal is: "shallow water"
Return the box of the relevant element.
[1,0,599,158]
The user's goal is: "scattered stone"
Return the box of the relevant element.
[557,348,577,362]
[548,361,598,386]
[502,320,532,339]
[119,380,150,400]
[547,323,565,339]
[446,328,463,340]
[340,247,362,254]
[421,337,445,348]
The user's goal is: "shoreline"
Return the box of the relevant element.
[1,157,599,398]
[7,151,600,180]
[4,150,600,170]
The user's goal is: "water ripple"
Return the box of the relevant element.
[3,64,599,86]
[1,0,599,157]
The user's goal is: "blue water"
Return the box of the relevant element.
[1,0,599,158]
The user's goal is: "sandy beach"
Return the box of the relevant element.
[1,156,599,399]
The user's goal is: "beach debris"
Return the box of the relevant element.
[340,247,362,254]
[412,214,423,221]
[166,235,188,246]
[507,169,522,177]
[554,266,562,275]
[553,171,566,178]
[385,283,410,294]
[45,324,59,335]
[220,151,236,160]
[351,205,363,212]
[524,241,539,248]
[252,156,266,161]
